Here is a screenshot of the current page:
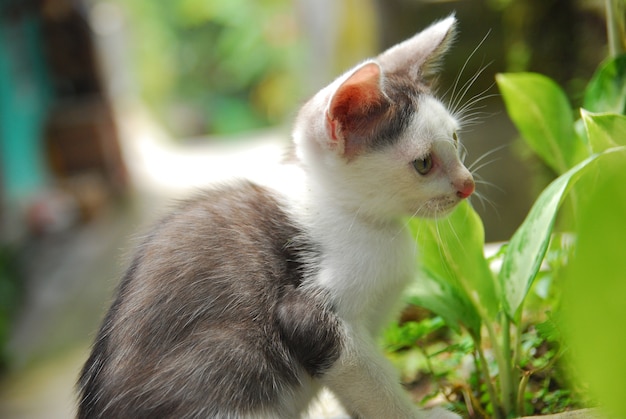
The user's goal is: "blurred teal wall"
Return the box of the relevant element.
[0,10,52,202]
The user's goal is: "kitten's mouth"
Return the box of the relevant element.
[415,196,461,218]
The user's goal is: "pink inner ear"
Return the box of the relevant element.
[326,62,385,158]
[340,62,381,94]
[328,63,382,123]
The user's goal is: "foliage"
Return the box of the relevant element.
[384,50,626,418]
[560,105,626,417]
[117,0,304,136]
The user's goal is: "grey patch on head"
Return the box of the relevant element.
[77,181,342,418]
[353,74,425,154]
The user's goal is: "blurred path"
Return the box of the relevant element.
[0,101,290,418]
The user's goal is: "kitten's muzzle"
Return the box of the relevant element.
[455,177,475,199]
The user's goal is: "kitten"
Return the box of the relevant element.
[78,16,472,419]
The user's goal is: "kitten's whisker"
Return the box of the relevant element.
[474,178,505,194]
[458,113,495,127]
[457,107,500,124]
[434,218,459,280]
[393,213,418,241]
[395,201,431,241]
[469,157,501,175]
[445,215,463,248]
[454,91,498,131]
[470,190,500,215]
[467,144,508,173]
[408,216,423,260]
[348,204,364,233]
[446,30,491,113]
[449,58,491,114]
[459,103,489,113]
[458,142,469,164]
[451,61,493,115]
[458,118,486,129]
[433,218,447,263]
[458,87,497,107]
[454,91,498,120]
[471,191,489,212]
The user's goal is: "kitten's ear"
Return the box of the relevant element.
[325,61,389,159]
[378,15,456,80]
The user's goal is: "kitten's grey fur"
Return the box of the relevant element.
[78,16,469,419]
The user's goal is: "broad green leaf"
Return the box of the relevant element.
[581,110,626,153]
[496,73,586,174]
[415,202,498,315]
[583,54,626,114]
[499,152,609,319]
[409,201,497,336]
[562,150,626,418]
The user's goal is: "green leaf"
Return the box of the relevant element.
[406,266,481,337]
[409,201,497,337]
[583,54,626,114]
[562,150,626,418]
[496,73,586,174]
[383,317,445,352]
[535,317,561,344]
[582,110,626,153]
[499,152,609,320]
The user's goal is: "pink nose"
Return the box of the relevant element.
[456,178,475,199]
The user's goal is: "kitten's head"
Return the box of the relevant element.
[293,16,474,221]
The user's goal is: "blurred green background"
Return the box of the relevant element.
[111,0,610,138]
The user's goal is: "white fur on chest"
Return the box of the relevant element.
[261,162,417,334]
[299,182,416,333]
[314,215,415,331]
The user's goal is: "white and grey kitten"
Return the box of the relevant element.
[78,16,471,419]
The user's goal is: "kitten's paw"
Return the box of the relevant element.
[420,406,462,419]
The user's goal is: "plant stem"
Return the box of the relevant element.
[517,371,531,415]
[418,346,455,404]
[476,342,504,419]
[482,322,509,419]
[513,319,524,413]
[499,315,518,417]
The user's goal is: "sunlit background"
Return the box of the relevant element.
[0,0,614,417]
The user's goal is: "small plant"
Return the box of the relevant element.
[385,41,626,419]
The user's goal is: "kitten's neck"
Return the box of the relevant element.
[283,170,414,331]
[313,212,414,332]
[307,177,402,231]
[271,154,415,330]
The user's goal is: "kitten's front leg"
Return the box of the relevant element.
[320,325,460,419]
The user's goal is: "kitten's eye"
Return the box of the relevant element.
[412,155,433,175]
[452,132,459,144]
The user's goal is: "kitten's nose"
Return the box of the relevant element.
[456,178,475,199]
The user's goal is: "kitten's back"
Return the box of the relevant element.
[77,181,340,418]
